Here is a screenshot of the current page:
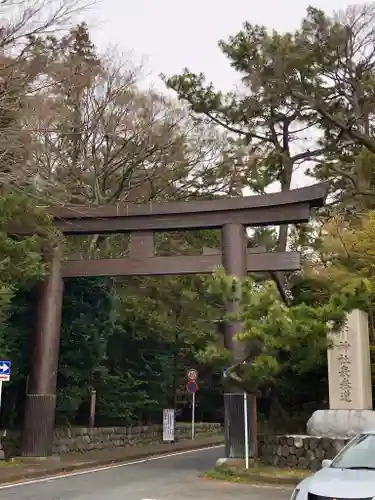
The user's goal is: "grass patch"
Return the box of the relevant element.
[203,463,310,485]
[0,458,18,468]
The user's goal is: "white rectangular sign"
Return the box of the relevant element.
[163,409,175,441]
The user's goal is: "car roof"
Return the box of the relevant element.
[361,430,375,435]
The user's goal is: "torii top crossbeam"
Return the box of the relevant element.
[45,183,328,235]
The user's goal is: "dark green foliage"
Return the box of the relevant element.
[0,287,36,427]
[57,277,114,424]
[0,272,224,428]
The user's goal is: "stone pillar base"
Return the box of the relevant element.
[21,394,56,457]
[224,393,252,459]
[307,409,375,438]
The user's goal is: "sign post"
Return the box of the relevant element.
[0,361,11,460]
[186,378,198,440]
[244,391,249,469]
[192,392,195,440]
[89,389,96,428]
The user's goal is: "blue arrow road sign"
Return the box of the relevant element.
[0,362,10,375]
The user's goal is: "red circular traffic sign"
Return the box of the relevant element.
[186,380,199,394]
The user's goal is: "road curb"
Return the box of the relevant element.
[235,474,301,486]
[0,438,224,486]
[204,472,303,486]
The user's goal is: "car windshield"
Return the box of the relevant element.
[331,433,375,469]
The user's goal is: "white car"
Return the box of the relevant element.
[291,430,375,500]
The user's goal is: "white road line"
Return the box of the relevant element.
[0,444,224,490]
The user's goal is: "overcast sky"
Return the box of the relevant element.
[85,0,363,189]
[88,0,362,90]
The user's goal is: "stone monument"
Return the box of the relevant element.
[307,309,375,438]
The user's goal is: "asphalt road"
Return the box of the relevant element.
[0,445,293,500]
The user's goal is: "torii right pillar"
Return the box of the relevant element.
[221,223,253,459]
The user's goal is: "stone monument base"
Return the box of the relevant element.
[307,409,375,438]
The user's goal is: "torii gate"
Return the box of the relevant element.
[17,183,327,457]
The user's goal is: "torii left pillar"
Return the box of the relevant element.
[21,245,64,457]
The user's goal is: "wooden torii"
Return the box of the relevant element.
[16,183,328,457]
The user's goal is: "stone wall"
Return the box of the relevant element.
[2,422,223,457]
[258,434,350,470]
